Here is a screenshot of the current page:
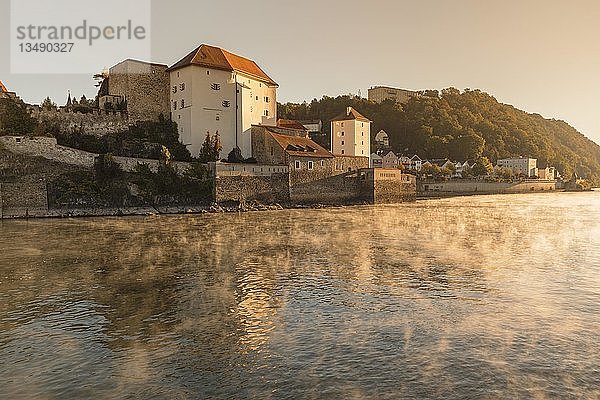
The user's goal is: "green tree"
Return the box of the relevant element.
[41,97,57,111]
[472,157,493,176]
[0,99,37,134]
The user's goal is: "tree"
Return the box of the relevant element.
[198,132,222,163]
[472,157,493,176]
[0,99,37,134]
[41,97,57,111]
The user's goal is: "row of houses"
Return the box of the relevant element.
[370,151,558,180]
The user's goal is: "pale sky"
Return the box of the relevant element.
[1,0,600,144]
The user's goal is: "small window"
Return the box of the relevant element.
[216,115,220,121]
[173,101,177,110]
[341,141,345,145]
[177,72,180,77]
[341,132,345,137]
[207,70,210,75]
[308,161,314,170]
[264,96,269,103]
[172,86,177,94]
[270,147,274,156]
[265,110,269,117]
[341,122,344,127]
[256,96,259,101]
[211,83,221,91]
[180,83,185,91]
[178,114,181,119]
[222,100,231,108]
[181,99,185,108]
[341,150,345,155]
[295,160,301,169]
[361,141,364,145]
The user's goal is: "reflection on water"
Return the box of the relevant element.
[1,192,599,399]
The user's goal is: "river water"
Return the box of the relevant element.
[1,192,599,399]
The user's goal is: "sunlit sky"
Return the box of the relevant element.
[1,0,599,144]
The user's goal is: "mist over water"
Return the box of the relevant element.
[1,192,599,399]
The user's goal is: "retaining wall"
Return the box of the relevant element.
[419,179,558,195]
[0,182,48,218]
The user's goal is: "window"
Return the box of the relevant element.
[265,110,269,117]
[177,72,180,77]
[308,161,314,170]
[207,70,210,75]
[172,86,177,93]
[180,83,185,91]
[264,96,269,103]
[295,160,301,169]
[256,96,259,101]
[270,147,274,156]
[362,132,364,136]
[178,114,181,119]
[216,115,220,121]
[211,83,221,90]
[181,99,185,108]
[173,101,177,110]
[222,100,231,108]
[361,141,364,145]
[341,150,345,155]
[341,141,345,145]
[341,122,344,127]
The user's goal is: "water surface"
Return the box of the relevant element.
[1,192,599,399]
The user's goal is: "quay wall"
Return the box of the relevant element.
[418,180,558,195]
[0,182,48,218]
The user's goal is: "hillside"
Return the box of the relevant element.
[279,88,600,183]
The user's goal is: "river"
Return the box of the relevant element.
[1,192,599,399]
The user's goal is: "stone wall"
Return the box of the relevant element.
[210,162,290,203]
[214,174,289,204]
[360,169,417,203]
[0,182,48,218]
[109,60,170,122]
[0,135,192,175]
[290,171,364,204]
[33,109,129,136]
[0,136,96,168]
[419,179,558,195]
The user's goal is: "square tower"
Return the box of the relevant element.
[330,107,371,158]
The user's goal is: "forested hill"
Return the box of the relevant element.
[278,88,600,183]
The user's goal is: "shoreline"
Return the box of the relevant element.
[1,189,596,220]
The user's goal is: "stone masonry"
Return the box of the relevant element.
[107,59,170,122]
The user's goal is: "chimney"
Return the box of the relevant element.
[346,106,352,115]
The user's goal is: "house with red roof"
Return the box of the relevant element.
[167,44,279,159]
[0,81,18,100]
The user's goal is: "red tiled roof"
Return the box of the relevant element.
[265,128,334,158]
[167,44,278,86]
[331,107,371,122]
[0,81,7,93]
[277,119,308,131]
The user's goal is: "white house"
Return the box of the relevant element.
[382,151,399,169]
[497,157,537,177]
[167,44,279,159]
[374,130,389,147]
[370,153,383,168]
[330,107,371,159]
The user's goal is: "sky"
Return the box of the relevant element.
[1,0,600,144]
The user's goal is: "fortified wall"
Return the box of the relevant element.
[0,182,48,218]
[33,109,130,136]
[210,162,290,204]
